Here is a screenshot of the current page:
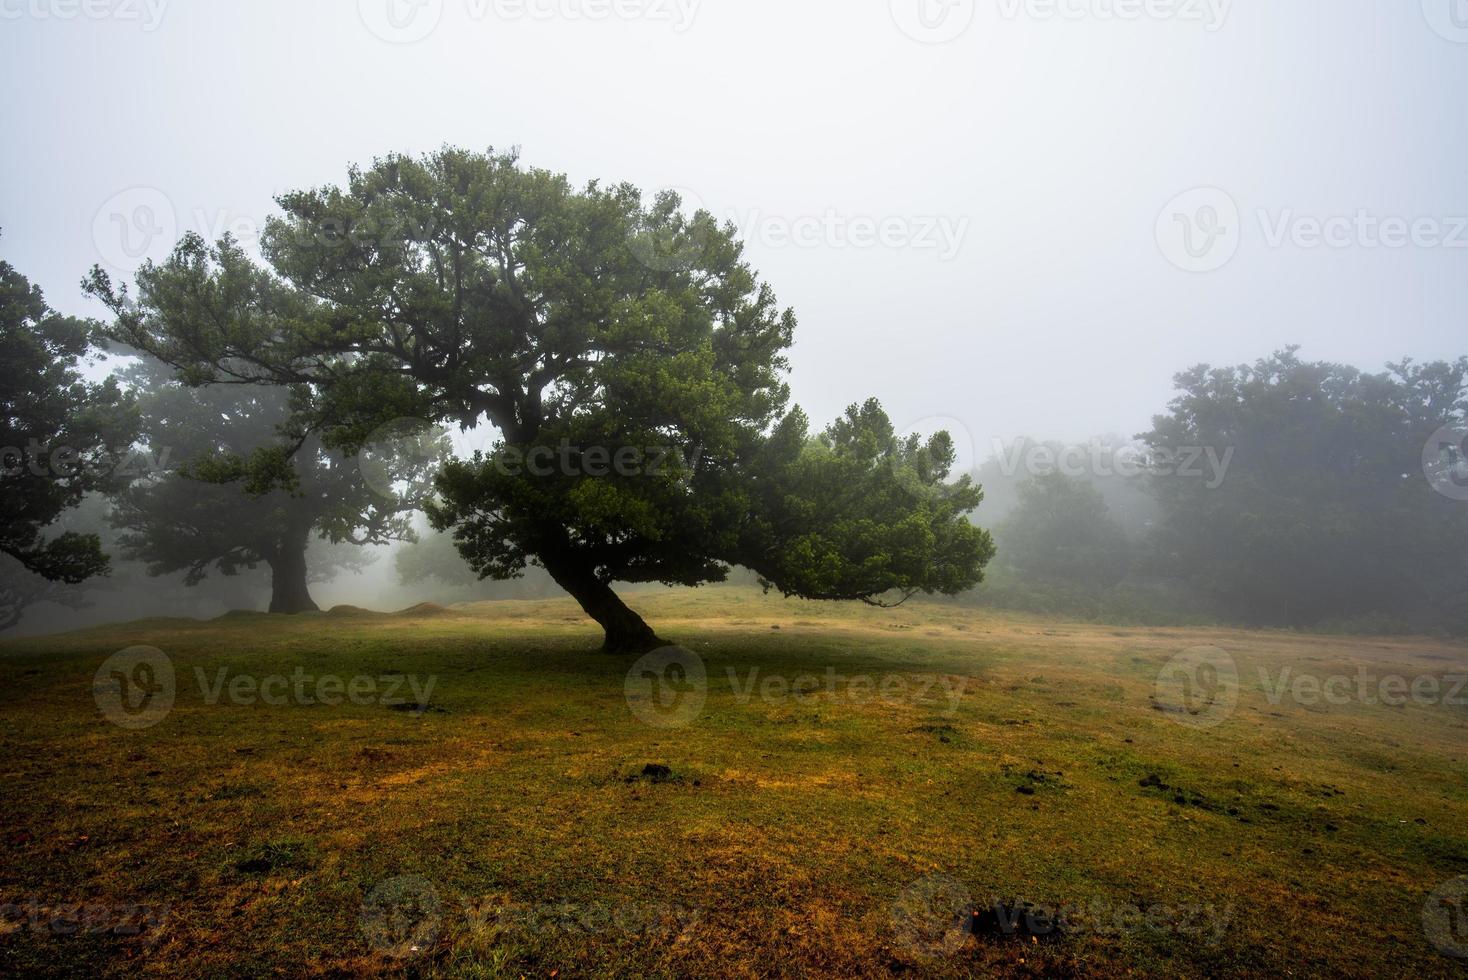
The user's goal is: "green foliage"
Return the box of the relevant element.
[1140,347,1468,631]
[86,148,994,644]
[0,257,138,589]
[107,357,424,608]
[732,399,994,604]
[994,472,1131,590]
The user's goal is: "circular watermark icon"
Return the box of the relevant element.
[1154,645,1238,729]
[1423,424,1468,502]
[627,186,711,273]
[92,187,178,276]
[361,875,443,958]
[895,415,979,481]
[890,0,976,44]
[1422,0,1468,43]
[892,873,973,958]
[624,645,707,729]
[93,645,175,730]
[1156,187,1241,273]
[358,417,449,506]
[1423,877,1468,959]
[358,0,444,42]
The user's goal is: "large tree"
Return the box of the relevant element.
[108,356,427,613]
[87,148,994,651]
[1,256,137,590]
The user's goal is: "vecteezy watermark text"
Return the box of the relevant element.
[1,442,172,480]
[624,646,969,729]
[726,666,968,714]
[0,0,167,30]
[995,0,1231,31]
[1158,187,1468,273]
[357,0,701,44]
[361,875,701,959]
[1154,646,1468,730]
[0,899,169,940]
[94,646,439,729]
[890,873,1232,959]
[194,667,437,710]
[991,436,1234,489]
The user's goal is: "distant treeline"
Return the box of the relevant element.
[967,349,1468,635]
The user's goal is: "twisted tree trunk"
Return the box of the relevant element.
[540,550,663,654]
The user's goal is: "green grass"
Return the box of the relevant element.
[2,586,1467,977]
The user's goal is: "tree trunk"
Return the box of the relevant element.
[266,536,318,615]
[540,553,664,654]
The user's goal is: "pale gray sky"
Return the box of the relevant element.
[3,0,1466,470]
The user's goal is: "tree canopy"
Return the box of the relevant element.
[86,147,995,650]
[1,256,137,588]
[1140,348,1468,630]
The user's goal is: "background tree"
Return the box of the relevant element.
[1140,348,1468,630]
[1,256,137,599]
[108,356,428,613]
[994,471,1132,590]
[88,148,994,651]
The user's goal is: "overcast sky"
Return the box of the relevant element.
[3,0,1466,472]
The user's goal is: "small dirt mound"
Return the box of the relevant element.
[971,899,1068,941]
[325,605,383,618]
[212,609,270,621]
[626,763,679,784]
[395,602,450,617]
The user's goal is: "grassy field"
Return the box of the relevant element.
[2,586,1467,977]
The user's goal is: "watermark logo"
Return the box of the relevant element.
[92,187,177,275]
[358,0,444,42]
[359,876,700,950]
[1423,424,1468,502]
[361,875,443,958]
[1156,187,1240,273]
[892,874,1233,958]
[1160,189,1468,272]
[1154,645,1238,728]
[897,415,979,479]
[890,0,975,43]
[1424,877,1468,959]
[624,645,707,728]
[627,186,710,273]
[95,652,440,728]
[93,645,175,730]
[1258,667,1467,709]
[358,417,449,506]
[1422,0,1468,43]
[892,873,974,958]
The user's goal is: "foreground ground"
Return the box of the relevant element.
[1,587,1466,977]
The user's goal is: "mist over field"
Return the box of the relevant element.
[3,2,1468,977]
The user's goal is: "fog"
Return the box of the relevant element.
[9,7,1468,975]
[4,1,1468,636]
[5,0,1467,456]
